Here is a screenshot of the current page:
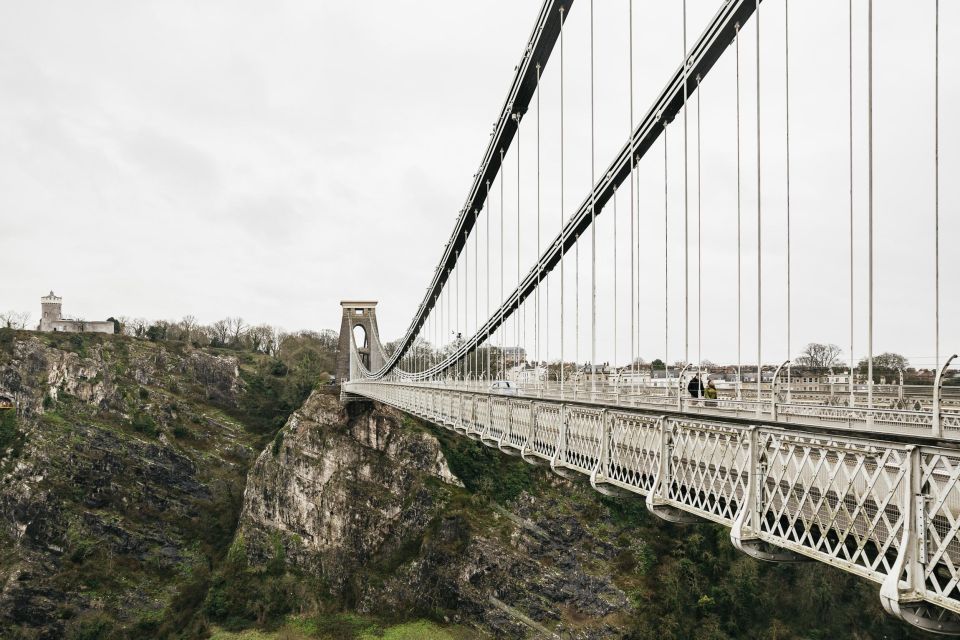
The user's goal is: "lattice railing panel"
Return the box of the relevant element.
[441,393,453,428]
[472,395,488,438]
[506,402,532,450]
[460,394,475,433]
[488,398,510,443]
[606,411,660,494]
[920,450,960,610]
[668,420,749,523]
[564,407,603,473]
[757,431,910,581]
[531,402,560,460]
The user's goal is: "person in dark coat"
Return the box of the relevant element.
[687,374,704,398]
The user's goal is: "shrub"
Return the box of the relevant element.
[271,430,284,457]
[433,426,534,503]
[64,612,115,640]
[131,412,158,437]
[0,410,20,452]
[172,424,192,439]
[69,334,85,354]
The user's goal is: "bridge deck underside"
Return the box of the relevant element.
[346,381,960,629]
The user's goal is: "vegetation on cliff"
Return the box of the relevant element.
[0,329,336,640]
[0,328,935,639]
[229,398,931,640]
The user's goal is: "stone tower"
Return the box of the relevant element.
[336,301,385,383]
[39,291,63,332]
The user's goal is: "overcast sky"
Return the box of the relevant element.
[2,1,957,369]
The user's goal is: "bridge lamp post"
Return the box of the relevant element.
[771,359,791,422]
[677,363,692,412]
[933,354,957,438]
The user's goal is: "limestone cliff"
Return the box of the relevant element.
[0,332,261,639]
[239,392,638,638]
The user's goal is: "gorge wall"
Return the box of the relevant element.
[236,391,925,640]
[0,330,931,639]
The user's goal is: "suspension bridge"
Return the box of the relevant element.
[340,0,960,632]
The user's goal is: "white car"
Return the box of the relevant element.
[489,380,519,396]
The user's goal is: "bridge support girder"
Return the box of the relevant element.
[877,446,960,635]
[339,390,371,405]
[881,600,960,636]
[731,537,809,563]
[646,502,704,524]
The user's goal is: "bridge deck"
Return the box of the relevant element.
[346,380,960,633]
[382,380,960,441]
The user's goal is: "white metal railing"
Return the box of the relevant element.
[361,378,960,442]
[344,379,960,634]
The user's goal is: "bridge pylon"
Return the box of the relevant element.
[337,301,387,399]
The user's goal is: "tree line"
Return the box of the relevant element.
[106,315,336,356]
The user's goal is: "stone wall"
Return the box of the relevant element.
[45,320,114,334]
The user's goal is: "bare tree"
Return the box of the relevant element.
[179,315,198,342]
[245,324,275,353]
[208,319,230,346]
[128,318,149,338]
[795,343,843,368]
[225,317,246,346]
[267,328,283,355]
[0,311,31,329]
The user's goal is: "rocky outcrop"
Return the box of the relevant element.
[237,392,633,638]
[238,393,461,589]
[0,333,256,639]
[0,336,244,417]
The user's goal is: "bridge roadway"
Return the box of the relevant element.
[344,379,960,634]
[384,379,960,440]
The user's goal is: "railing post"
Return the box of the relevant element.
[880,446,925,619]
[498,397,514,451]
[731,427,759,548]
[482,392,493,441]
[590,408,610,491]
[455,392,462,430]
[731,428,805,562]
[550,403,567,473]
[521,401,537,462]
[644,417,697,523]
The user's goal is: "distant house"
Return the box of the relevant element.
[506,362,547,384]
[501,346,527,365]
[37,291,114,334]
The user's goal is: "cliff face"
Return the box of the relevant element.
[0,333,258,639]
[239,392,637,638]
[238,391,462,591]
